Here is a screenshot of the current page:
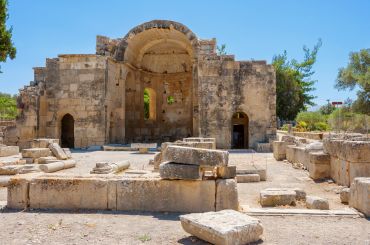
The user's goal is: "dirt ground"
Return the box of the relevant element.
[0,150,369,244]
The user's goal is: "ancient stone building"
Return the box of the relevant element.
[5,20,276,149]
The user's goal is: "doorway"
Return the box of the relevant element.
[61,114,74,148]
[232,112,249,149]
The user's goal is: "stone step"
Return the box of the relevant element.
[237,173,260,183]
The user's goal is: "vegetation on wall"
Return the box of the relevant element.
[0,0,16,73]
[273,39,322,121]
[0,92,17,119]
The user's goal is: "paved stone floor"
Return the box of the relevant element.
[0,150,369,244]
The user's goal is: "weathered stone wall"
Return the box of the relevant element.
[5,20,276,149]
[198,55,276,149]
[42,55,107,148]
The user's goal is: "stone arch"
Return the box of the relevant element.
[231,112,249,149]
[114,20,199,62]
[60,113,75,148]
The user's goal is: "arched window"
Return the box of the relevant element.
[144,88,156,120]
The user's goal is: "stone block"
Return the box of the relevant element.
[349,177,370,217]
[7,177,30,209]
[180,210,263,245]
[342,141,370,163]
[49,143,68,160]
[0,165,24,175]
[22,158,34,164]
[31,138,59,148]
[216,166,236,179]
[340,188,350,204]
[260,188,296,207]
[153,152,162,170]
[0,146,19,157]
[306,196,329,210]
[215,179,239,211]
[63,148,72,159]
[236,166,267,181]
[29,176,109,210]
[293,188,306,201]
[330,157,350,186]
[0,176,11,187]
[349,161,370,185]
[138,148,148,154]
[237,174,260,183]
[159,162,201,180]
[37,156,58,164]
[272,141,291,161]
[285,145,296,163]
[116,179,215,212]
[163,146,228,167]
[309,152,331,180]
[21,148,52,159]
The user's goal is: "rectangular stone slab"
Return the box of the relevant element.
[350,177,370,217]
[21,148,51,159]
[115,178,216,212]
[180,210,263,245]
[29,176,109,210]
[0,146,19,157]
[163,145,228,166]
[260,188,296,207]
[159,162,201,180]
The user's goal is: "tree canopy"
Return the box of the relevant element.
[0,0,16,73]
[273,39,322,120]
[0,92,17,119]
[336,49,370,115]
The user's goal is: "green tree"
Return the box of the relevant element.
[217,44,226,55]
[0,0,16,73]
[336,49,370,115]
[273,39,322,120]
[319,102,335,115]
[0,92,17,119]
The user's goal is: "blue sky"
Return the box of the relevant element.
[0,0,369,108]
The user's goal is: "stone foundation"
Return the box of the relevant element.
[7,174,239,212]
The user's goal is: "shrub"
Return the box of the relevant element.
[328,108,370,133]
[295,111,328,131]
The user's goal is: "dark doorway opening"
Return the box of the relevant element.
[233,125,244,149]
[61,114,74,148]
[231,112,249,149]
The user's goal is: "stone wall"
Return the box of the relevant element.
[198,55,276,149]
[5,20,276,149]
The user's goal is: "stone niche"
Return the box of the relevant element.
[5,20,276,150]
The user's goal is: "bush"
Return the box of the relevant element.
[281,124,289,131]
[295,111,328,131]
[0,93,17,119]
[328,108,369,133]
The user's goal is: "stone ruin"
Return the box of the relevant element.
[6,142,240,213]
[0,138,75,177]
[272,132,370,217]
[3,20,276,151]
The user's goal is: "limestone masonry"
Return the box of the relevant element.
[4,20,276,149]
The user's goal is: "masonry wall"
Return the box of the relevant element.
[42,55,107,148]
[197,54,276,149]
